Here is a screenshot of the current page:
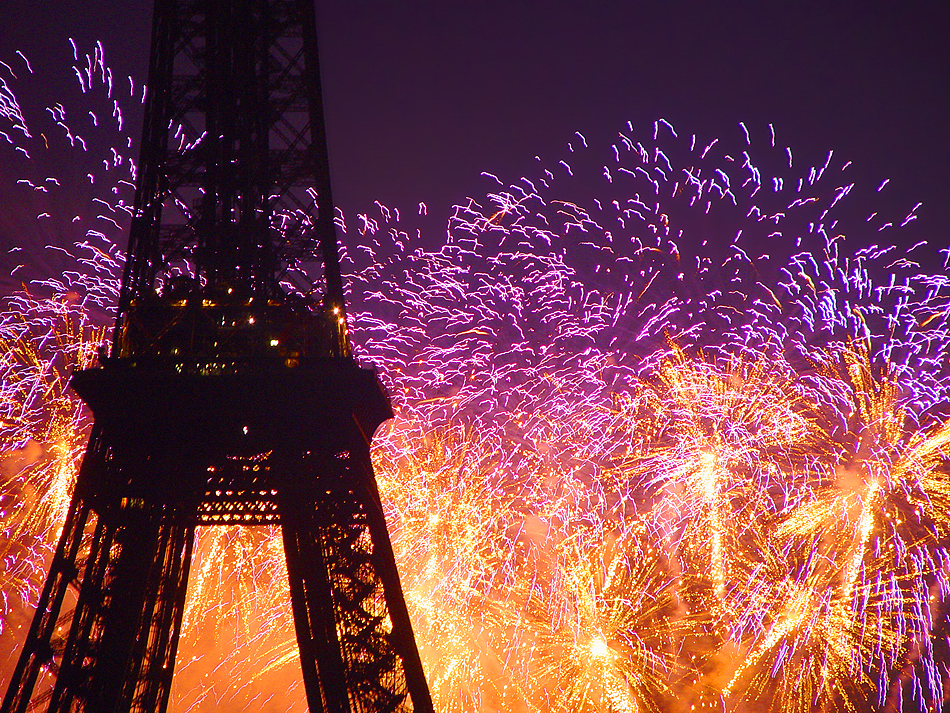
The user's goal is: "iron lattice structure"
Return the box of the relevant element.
[2,1,433,712]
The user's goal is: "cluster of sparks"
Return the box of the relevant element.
[1,42,950,713]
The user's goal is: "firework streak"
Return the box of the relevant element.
[2,43,950,713]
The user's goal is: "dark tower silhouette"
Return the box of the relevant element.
[2,1,433,712]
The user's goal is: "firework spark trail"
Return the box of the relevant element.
[515,532,680,713]
[339,118,950,711]
[0,291,102,557]
[0,290,104,698]
[2,41,950,713]
[0,41,137,295]
[0,42,136,663]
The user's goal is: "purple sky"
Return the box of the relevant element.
[1,1,947,251]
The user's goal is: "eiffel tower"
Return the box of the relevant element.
[2,1,433,711]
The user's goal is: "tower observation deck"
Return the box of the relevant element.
[2,1,434,711]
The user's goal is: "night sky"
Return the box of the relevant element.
[0,2,947,259]
[0,4,948,708]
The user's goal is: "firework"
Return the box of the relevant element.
[2,40,950,713]
[338,118,950,711]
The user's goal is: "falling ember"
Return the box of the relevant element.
[2,40,950,713]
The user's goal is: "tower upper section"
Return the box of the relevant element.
[112,0,349,368]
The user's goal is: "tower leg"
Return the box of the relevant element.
[2,495,195,713]
[2,494,92,713]
[281,497,351,713]
[279,446,434,713]
[353,448,434,713]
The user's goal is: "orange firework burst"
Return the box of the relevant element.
[516,529,682,713]
[0,290,103,582]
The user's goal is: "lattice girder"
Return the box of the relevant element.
[3,0,432,710]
